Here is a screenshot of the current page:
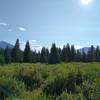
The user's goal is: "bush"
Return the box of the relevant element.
[0,77,25,99]
[17,68,43,90]
[43,76,67,96]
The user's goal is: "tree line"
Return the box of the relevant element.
[0,39,100,64]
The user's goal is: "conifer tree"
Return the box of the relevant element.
[61,45,67,62]
[70,45,76,61]
[75,50,82,62]
[49,43,60,64]
[95,46,100,62]
[12,39,23,62]
[82,51,87,62]
[24,41,32,63]
[4,46,12,64]
[40,47,49,63]
[66,44,71,62]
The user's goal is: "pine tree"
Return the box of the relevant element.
[61,45,67,62]
[49,43,60,64]
[82,51,87,62]
[24,41,32,63]
[66,44,71,62]
[45,48,49,63]
[32,50,38,63]
[40,47,49,63]
[95,46,100,62]
[70,45,76,61]
[75,50,82,62]
[12,39,23,62]
[4,46,12,64]
[87,45,95,62]
[0,48,5,65]
[57,47,62,62]
[91,45,95,62]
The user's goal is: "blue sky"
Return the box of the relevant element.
[0,0,100,49]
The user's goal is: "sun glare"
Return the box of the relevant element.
[81,0,92,5]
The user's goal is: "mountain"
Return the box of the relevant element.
[0,41,14,49]
[78,47,90,54]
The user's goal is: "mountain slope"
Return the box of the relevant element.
[78,47,90,54]
[0,41,14,49]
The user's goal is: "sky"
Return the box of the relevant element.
[0,0,100,50]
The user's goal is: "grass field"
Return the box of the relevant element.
[0,63,100,100]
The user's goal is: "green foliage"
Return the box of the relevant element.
[0,54,5,65]
[12,39,23,62]
[40,47,49,63]
[0,63,99,100]
[43,76,67,96]
[4,47,12,64]
[0,77,25,99]
[49,43,60,64]
[24,41,32,63]
[17,68,43,91]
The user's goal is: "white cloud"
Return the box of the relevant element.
[0,22,9,26]
[18,27,26,31]
[75,45,83,49]
[30,40,37,43]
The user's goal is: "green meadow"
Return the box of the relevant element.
[0,63,100,100]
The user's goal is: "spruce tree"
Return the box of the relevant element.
[75,50,82,62]
[12,39,23,62]
[66,44,71,62]
[70,45,76,61]
[24,41,32,63]
[61,45,67,62]
[4,46,12,64]
[95,46,100,62]
[40,47,47,63]
[49,43,60,64]
[40,47,49,63]
[82,51,87,62]
[32,50,38,63]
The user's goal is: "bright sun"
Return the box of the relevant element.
[81,0,92,5]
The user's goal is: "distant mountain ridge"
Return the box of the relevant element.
[78,47,90,54]
[0,41,14,49]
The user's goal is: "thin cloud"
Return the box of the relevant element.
[18,27,26,31]
[0,22,9,26]
[75,45,83,49]
[30,40,37,43]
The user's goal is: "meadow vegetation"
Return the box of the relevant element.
[0,63,99,100]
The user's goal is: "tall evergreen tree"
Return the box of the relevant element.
[40,47,49,63]
[87,45,95,62]
[49,43,60,64]
[82,51,87,62]
[24,41,32,63]
[70,45,76,61]
[61,45,67,62]
[12,39,23,62]
[66,44,71,62]
[0,48,5,65]
[57,47,62,62]
[4,46,12,64]
[75,50,82,62]
[95,46,100,62]
[32,50,38,63]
